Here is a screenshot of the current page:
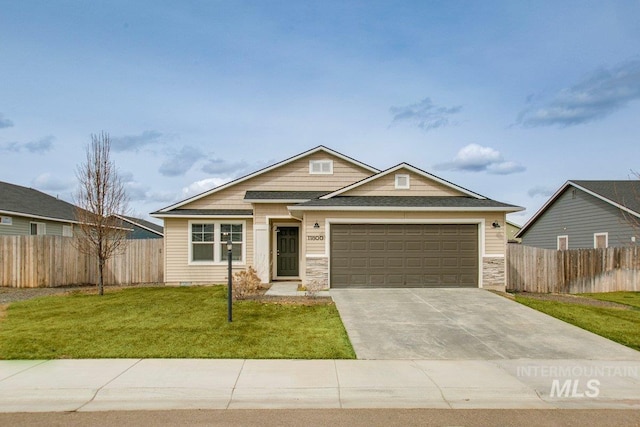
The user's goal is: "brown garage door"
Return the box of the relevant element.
[330,224,478,288]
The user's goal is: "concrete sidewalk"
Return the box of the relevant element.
[1,359,639,412]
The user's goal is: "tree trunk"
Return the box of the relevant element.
[98,258,104,296]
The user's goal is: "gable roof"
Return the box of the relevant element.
[516,180,640,238]
[113,214,164,236]
[244,191,331,203]
[290,196,521,211]
[0,180,80,223]
[320,163,487,200]
[155,146,379,213]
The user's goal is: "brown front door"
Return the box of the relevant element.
[277,227,299,277]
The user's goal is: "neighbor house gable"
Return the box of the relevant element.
[321,163,486,199]
[154,146,378,215]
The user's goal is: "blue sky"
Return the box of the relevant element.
[1,1,640,224]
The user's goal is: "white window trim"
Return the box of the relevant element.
[188,220,246,265]
[309,159,333,175]
[395,174,410,189]
[0,216,12,225]
[557,235,568,250]
[62,225,73,237]
[594,232,608,249]
[30,222,46,235]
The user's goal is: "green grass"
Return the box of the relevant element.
[579,291,640,310]
[515,294,640,351]
[0,286,356,360]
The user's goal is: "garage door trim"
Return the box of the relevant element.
[326,218,484,288]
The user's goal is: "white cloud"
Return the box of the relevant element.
[181,177,233,199]
[31,173,74,192]
[528,185,556,198]
[435,144,526,175]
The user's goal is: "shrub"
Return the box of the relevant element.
[232,266,261,300]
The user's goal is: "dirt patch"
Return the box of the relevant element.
[509,291,633,310]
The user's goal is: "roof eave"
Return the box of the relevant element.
[0,209,79,225]
[288,205,523,212]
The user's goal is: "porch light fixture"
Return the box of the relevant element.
[492,221,501,228]
[313,221,320,229]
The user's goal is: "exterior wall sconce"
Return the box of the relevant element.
[314,221,320,229]
[492,221,501,228]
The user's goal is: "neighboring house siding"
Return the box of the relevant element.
[342,170,465,197]
[127,225,162,239]
[521,188,639,249]
[182,152,372,210]
[0,215,70,236]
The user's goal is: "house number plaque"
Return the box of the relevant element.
[307,235,325,241]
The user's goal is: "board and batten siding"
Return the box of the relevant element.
[522,187,640,249]
[342,169,465,197]
[181,152,373,210]
[303,211,507,256]
[163,217,254,284]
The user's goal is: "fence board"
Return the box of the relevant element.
[0,236,163,288]
[507,244,640,293]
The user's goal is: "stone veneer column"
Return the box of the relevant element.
[482,257,505,291]
[305,256,329,288]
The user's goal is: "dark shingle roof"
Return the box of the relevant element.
[117,215,164,235]
[0,181,78,222]
[294,196,521,209]
[571,180,640,214]
[154,209,253,216]
[244,191,330,200]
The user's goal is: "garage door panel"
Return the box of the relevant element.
[331,224,478,288]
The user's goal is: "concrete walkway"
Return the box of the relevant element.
[0,358,639,412]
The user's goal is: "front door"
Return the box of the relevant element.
[277,227,299,277]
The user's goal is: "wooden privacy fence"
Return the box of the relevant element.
[0,236,163,288]
[507,244,640,294]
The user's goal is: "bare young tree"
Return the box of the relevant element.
[74,132,129,295]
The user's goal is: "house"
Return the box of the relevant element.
[506,220,522,243]
[113,214,164,239]
[152,146,522,290]
[0,180,79,237]
[516,180,640,249]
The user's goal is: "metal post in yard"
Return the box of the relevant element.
[226,234,233,322]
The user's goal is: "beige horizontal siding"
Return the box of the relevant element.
[182,152,373,210]
[164,217,254,284]
[254,204,291,224]
[342,169,464,197]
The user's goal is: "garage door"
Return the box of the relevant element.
[330,224,478,288]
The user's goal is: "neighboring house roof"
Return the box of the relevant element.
[244,191,331,202]
[113,214,164,237]
[290,196,521,211]
[156,146,379,213]
[516,180,640,238]
[321,163,487,200]
[0,180,80,223]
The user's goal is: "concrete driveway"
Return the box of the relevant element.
[330,288,640,360]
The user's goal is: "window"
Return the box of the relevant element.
[594,232,608,249]
[0,216,12,226]
[190,221,245,263]
[395,174,410,189]
[30,222,46,235]
[557,235,568,250]
[62,225,73,237]
[220,224,243,261]
[309,160,333,175]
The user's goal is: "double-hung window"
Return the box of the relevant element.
[190,221,245,263]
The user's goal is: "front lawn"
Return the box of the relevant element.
[579,291,640,310]
[515,293,640,351]
[0,286,356,359]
